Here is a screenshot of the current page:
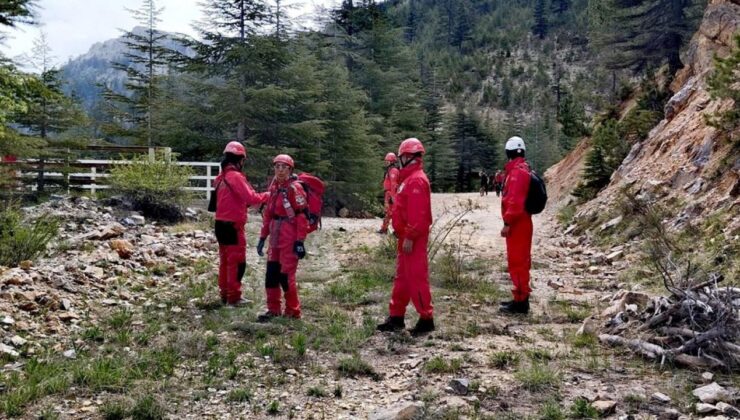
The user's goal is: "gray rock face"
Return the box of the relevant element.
[369,402,422,420]
[693,383,732,404]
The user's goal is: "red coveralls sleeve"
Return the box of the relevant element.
[503,167,529,225]
[289,182,308,241]
[260,192,275,239]
[402,178,431,241]
[226,172,269,208]
[388,168,400,201]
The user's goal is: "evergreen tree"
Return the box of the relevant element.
[102,0,169,146]
[590,0,706,73]
[0,0,36,31]
[551,0,570,15]
[707,34,740,135]
[532,0,548,39]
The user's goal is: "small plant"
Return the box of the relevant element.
[336,355,379,380]
[424,356,463,374]
[539,399,565,420]
[333,384,343,398]
[514,362,560,392]
[109,152,193,222]
[525,348,553,362]
[307,386,327,398]
[292,333,307,357]
[570,332,598,349]
[267,400,280,415]
[82,326,105,343]
[129,394,166,420]
[0,205,59,267]
[227,388,252,403]
[489,351,520,369]
[100,398,129,420]
[569,397,598,418]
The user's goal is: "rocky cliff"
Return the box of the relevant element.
[547,0,740,234]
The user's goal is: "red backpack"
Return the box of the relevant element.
[295,173,325,233]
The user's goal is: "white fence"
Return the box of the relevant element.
[10,159,222,200]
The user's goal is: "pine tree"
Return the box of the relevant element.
[102,0,169,146]
[551,0,570,15]
[532,0,548,40]
[707,34,740,135]
[0,0,36,31]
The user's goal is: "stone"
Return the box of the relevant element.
[285,369,298,376]
[588,266,601,274]
[58,312,80,321]
[63,349,77,359]
[0,343,19,358]
[109,239,134,259]
[129,215,145,225]
[86,223,125,240]
[338,208,349,218]
[606,250,624,262]
[702,372,714,382]
[102,299,117,306]
[369,402,422,420]
[693,383,732,403]
[715,402,740,417]
[61,299,72,310]
[652,392,672,403]
[84,265,105,279]
[659,408,681,420]
[441,396,468,409]
[1,316,14,325]
[576,316,598,336]
[591,400,617,415]
[449,378,470,395]
[19,260,32,270]
[600,216,623,231]
[696,403,717,414]
[10,335,27,347]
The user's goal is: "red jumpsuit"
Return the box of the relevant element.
[381,166,400,232]
[501,157,533,302]
[389,161,434,320]
[214,165,268,304]
[260,178,308,318]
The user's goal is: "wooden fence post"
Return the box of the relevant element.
[91,167,97,196]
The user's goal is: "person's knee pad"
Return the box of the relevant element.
[280,273,289,292]
[265,262,282,288]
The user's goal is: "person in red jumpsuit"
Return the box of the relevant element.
[256,154,308,321]
[494,170,504,197]
[213,141,269,306]
[499,136,533,315]
[379,152,400,234]
[377,138,435,336]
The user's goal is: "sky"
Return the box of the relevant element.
[1,0,339,67]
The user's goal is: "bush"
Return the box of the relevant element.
[0,205,59,267]
[109,153,192,222]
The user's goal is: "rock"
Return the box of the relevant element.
[1,268,31,285]
[63,349,77,359]
[10,335,27,347]
[659,408,681,420]
[715,402,740,417]
[591,400,617,415]
[606,250,624,262]
[693,383,732,404]
[109,239,134,259]
[652,392,672,403]
[1,316,14,325]
[152,244,167,257]
[84,265,105,279]
[102,299,117,306]
[702,372,714,382]
[696,403,717,414]
[441,396,468,409]
[61,299,72,310]
[577,316,598,336]
[86,223,125,240]
[338,208,349,218]
[400,358,422,369]
[449,378,470,395]
[0,343,19,358]
[600,216,623,231]
[58,312,80,321]
[369,402,422,420]
[19,260,32,270]
[588,266,601,274]
[285,369,298,376]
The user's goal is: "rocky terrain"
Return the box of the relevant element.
[1,193,738,419]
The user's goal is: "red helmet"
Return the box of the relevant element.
[384,152,397,163]
[273,154,294,168]
[223,141,246,157]
[398,138,425,156]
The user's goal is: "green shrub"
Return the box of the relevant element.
[0,205,58,267]
[109,153,192,222]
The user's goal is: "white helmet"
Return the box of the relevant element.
[505,136,526,151]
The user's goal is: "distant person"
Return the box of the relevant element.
[256,154,309,321]
[488,172,496,194]
[494,170,504,197]
[212,142,269,306]
[499,136,533,315]
[377,138,435,336]
[379,152,400,234]
[479,170,488,196]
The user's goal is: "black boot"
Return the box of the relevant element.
[409,318,435,336]
[499,299,514,307]
[499,297,529,315]
[376,316,405,332]
[257,311,280,323]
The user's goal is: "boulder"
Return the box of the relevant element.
[369,402,423,420]
[692,382,732,404]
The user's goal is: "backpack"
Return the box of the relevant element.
[525,170,548,214]
[295,173,325,233]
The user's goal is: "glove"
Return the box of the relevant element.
[293,241,306,259]
[257,238,266,256]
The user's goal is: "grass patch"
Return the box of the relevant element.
[569,397,598,418]
[100,398,129,420]
[227,388,252,403]
[326,269,388,305]
[489,351,520,369]
[336,355,380,380]
[539,399,565,420]
[267,400,280,415]
[424,356,463,374]
[307,386,327,398]
[525,348,553,362]
[570,332,598,349]
[515,362,560,392]
[129,394,166,420]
